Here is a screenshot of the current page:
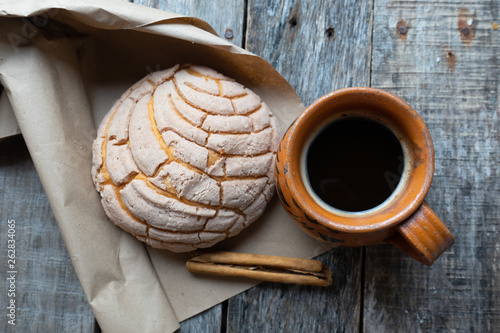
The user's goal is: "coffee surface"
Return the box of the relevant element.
[306,117,404,212]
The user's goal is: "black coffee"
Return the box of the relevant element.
[306,117,404,212]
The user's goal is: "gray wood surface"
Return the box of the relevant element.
[226,0,372,332]
[133,0,245,47]
[364,1,500,332]
[244,0,373,105]
[0,137,96,332]
[0,0,498,332]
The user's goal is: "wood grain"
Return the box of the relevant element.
[227,0,373,331]
[227,249,363,333]
[177,305,222,333]
[0,136,96,332]
[365,0,499,331]
[133,0,245,47]
[244,0,374,106]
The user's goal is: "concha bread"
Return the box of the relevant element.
[92,64,281,252]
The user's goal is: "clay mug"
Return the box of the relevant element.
[275,87,454,265]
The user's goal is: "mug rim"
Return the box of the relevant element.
[284,87,435,233]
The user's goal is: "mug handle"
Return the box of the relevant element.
[386,202,454,265]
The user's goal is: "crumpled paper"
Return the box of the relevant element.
[0,0,331,331]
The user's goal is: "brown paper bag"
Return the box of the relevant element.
[0,0,331,331]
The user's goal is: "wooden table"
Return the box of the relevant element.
[1,0,498,331]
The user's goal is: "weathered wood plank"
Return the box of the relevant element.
[176,304,222,333]
[244,0,373,106]
[227,249,363,332]
[133,0,245,47]
[227,0,373,331]
[0,136,96,332]
[365,1,499,332]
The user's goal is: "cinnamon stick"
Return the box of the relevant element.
[186,251,332,287]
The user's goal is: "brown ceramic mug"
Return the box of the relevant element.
[275,87,454,265]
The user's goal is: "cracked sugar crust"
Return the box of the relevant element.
[91,64,281,253]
